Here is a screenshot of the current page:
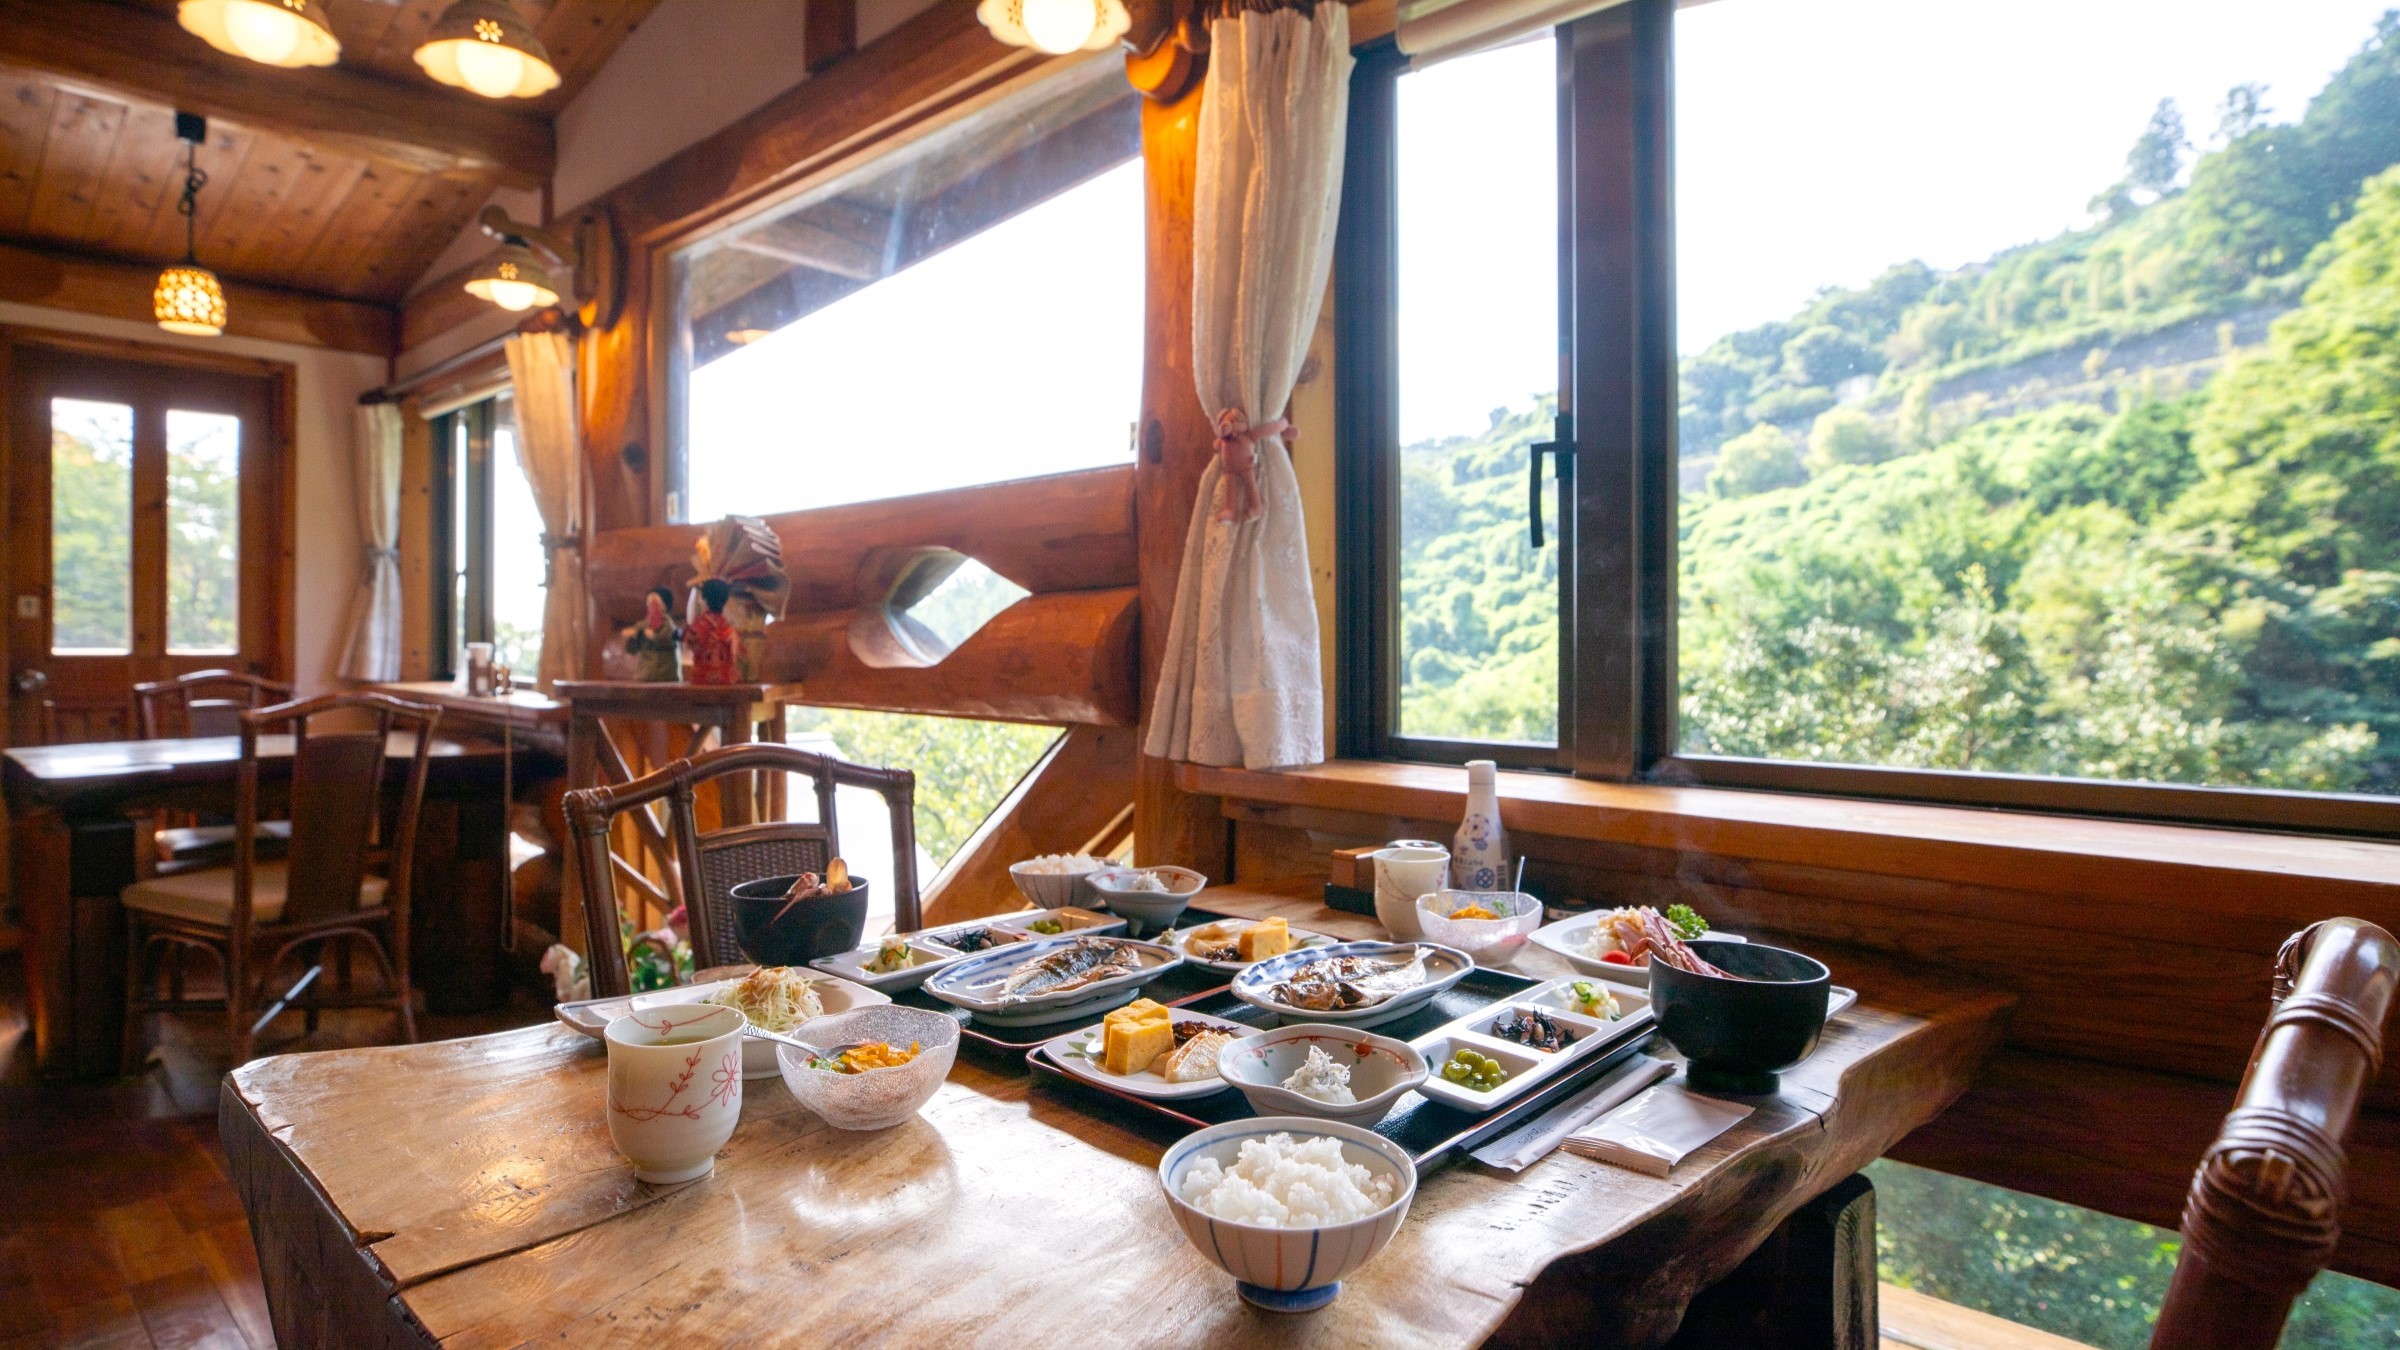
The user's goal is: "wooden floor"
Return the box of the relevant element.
[0,950,2083,1350]
[0,951,550,1350]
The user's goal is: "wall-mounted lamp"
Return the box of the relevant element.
[176,0,340,69]
[977,0,1202,99]
[414,0,561,99]
[155,113,227,338]
[464,204,624,329]
[976,0,1133,54]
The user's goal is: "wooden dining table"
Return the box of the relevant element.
[6,728,562,1077]
[221,880,2011,1347]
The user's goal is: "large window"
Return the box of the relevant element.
[1342,0,2400,830]
[668,59,1141,522]
[431,393,547,679]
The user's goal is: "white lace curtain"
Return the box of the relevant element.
[336,401,403,681]
[1144,1,1352,770]
[505,331,591,688]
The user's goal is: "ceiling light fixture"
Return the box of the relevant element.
[976,0,1132,54]
[176,0,340,68]
[415,0,561,99]
[155,113,228,338]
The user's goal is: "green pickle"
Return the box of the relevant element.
[1441,1048,1509,1092]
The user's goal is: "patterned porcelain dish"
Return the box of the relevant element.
[1414,890,1543,967]
[1008,856,1109,910]
[1158,1118,1418,1312]
[1214,1023,1429,1128]
[1087,865,1207,931]
[604,1004,745,1184]
[1229,941,1474,1029]
[923,934,1183,1020]
[774,1005,960,1131]
[1038,1007,1252,1101]
[1527,910,1747,988]
[627,972,890,1079]
[1159,918,1339,975]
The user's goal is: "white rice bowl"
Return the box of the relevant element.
[1158,1117,1417,1302]
[1179,1132,1395,1227]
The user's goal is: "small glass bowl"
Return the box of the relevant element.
[775,1005,960,1130]
[1414,890,1543,965]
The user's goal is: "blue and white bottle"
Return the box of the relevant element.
[1451,760,1510,890]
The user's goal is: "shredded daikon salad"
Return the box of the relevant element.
[705,967,823,1033]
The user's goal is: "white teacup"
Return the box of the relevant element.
[1371,845,1450,941]
[605,1003,745,1184]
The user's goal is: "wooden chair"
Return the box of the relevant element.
[120,691,439,1069]
[133,669,297,869]
[562,742,920,999]
[2152,917,2399,1349]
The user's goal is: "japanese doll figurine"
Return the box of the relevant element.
[621,587,682,683]
[684,577,738,685]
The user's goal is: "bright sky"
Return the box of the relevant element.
[686,161,1144,520]
[1392,0,2394,445]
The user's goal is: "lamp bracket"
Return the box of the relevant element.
[478,203,625,331]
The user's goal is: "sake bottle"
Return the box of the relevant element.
[1452,759,1510,890]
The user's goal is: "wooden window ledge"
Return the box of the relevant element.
[1175,760,2400,917]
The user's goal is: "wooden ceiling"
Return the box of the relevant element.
[0,0,662,311]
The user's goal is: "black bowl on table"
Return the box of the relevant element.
[727,874,871,967]
[1648,939,1831,1096]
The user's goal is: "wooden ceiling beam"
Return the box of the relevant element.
[0,237,398,355]
[0,0,553,187]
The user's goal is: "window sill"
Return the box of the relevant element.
[1173,759,2400,915]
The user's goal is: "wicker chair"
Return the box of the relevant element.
[2151,917,2399,1348]
[132,669,297,869]
[120,692,438,1068]
[563,742,920,999]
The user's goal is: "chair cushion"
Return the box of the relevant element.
[154,820,293,864]
[122,860,386,927]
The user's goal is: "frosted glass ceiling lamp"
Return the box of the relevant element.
[465,244,561,312]
[155,114,228,338]
[177,0,340,68]
[415,0,561,99]
[463,205,624,328]
[977,0,1133,54]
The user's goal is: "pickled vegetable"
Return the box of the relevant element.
[1441,1048,1509,1092]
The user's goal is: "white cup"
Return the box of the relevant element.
[605,1003,745,1184]
[1371,845,1451,941]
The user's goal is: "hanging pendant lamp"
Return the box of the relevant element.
[177,0,341,68]
[155,114,227,338]
[976,0,1132,54]
[415,0,561,99]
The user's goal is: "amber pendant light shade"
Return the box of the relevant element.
[415,0,562,99]
[155,113,227,338]
[177,0,341,68]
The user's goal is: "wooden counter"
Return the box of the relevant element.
[222,882,2010,1347]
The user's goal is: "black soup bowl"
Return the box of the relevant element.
[1648,939,1831,1096]
[727,874,871,967]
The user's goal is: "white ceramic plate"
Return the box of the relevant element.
[552,973,891,1078]
[1527,912,1747,987]
[1410,977,1654,1112]
[1035,1008,1249,1099]
[811,939,966,993]
[923,935,1182,1016]
[1156,918,1339,974]
[988,911,1129,941]
[1229,941,1475,1029]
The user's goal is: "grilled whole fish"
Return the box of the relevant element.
[997,937,1141,1003]
[1267,948,1430,1011]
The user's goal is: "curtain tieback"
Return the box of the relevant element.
[364,546,399,564]
[539,532,581,589]
[1212,407,1292,523]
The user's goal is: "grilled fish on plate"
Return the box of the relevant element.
[997,937,1144,1004]
[1268,948,1431,1011]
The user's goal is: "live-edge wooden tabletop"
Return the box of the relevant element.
[223,879,2010,1347]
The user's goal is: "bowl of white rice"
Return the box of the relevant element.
[1158,1118,1417,1312]
[1008,853,1110,910]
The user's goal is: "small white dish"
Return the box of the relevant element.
[1414,890,1543,967]
[988,907,1129,940]
[1214,1023,1428,1128]
[1527,910,1746,987]
[1038,1008,1251,1100]
[923,934,1182,1016]
[1008,856,1109,910]
[1160,918,1338,974]
[1229,941,1474,1029]
[1159,1118,1417,1312]
[628,973,890,1079]
[810,939,962,993]
[1406,976,1655,1113]
[1088,865,1206,930]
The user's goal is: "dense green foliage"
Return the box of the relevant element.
[1400,14,2400,795]
[787,707,1058,865]
[164,416,240,653]
[50,417,133,652]
[1870,1160,2400,1347]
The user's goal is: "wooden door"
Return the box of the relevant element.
[5,341,287,745]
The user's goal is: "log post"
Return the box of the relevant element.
[1133,79,1229,880]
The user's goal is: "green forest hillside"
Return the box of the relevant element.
[1404,12,2400,796]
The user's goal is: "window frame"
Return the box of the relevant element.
[1336,0,2400,839]
[428,397,499,682]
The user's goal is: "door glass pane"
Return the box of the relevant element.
[1675,0,2400,797]
[1394,34,1561,744]
[450,416,469,674]
[490,399,546,677]
[166,409,240,654]
[50,398,133,654]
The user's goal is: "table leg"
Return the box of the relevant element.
[1664,1172,1878,1350]
[409,795,510,1016]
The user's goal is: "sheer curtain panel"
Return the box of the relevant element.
[337,401,404,682]
[505,331,591,687]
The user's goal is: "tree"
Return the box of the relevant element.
[1781,324,1878,387]
[1806,406,1897,472]
[2127,98,2190,197]
[1708,424,1807,498]
[2215,82,2269,143]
